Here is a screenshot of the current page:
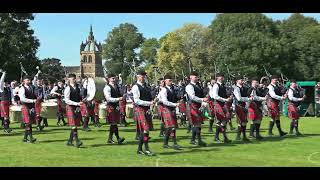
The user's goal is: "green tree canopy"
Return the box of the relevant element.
[39,58,66,83]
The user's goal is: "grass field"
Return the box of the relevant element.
[0,116,320,167]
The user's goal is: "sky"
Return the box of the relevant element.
[30,13,320,66]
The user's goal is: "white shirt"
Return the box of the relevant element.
[267,83,283,101]
[233,84,249,102]
[185,82,203,104]
[288,88,302,102]
[0,72,5,93]
[249,87,266,101]
[103,83,121,103]
[158,86,177,107]
[19,85,35,104]
[64,84,81,106]
[131,81,152,106]
[209,81,228,102]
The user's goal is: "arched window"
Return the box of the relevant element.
[88,55,92,63]
[83,56,87,63]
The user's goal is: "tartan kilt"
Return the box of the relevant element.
[21,104,36,124]
[178,100,186,114]
[235,102,247,123]
[133,106,150,131]
[66,105,81,126]
[93,99,100,116]
[35,100,42,118]
[248,102,262,121]
[288,103,299,120]
[213,101,227,121]
[160,104,177,128]
[80,102,94,117]
[119,100,126,115]
[158,105,164,122]
[208,100,215,117]
[106,105,120,124]
[57,98,63,113]
[187,102,204,126]
[267,100,280,119]
[0,100,10,118]
[224,102,232,120]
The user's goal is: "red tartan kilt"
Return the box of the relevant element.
[224,102,232,120]
[178,100,186,113]
[134,106,150,131]
[119,100,126,114]
[106,105,120,124]
[158,105,164,122]
[66,105,81,126]
[0,100,10,118]
[93,100,100,115]
[160,105,177,128]
[268,100,280,119]
[208,100,215,116]
[288,103,299,120]
[57,98,63,113]
[21,104,36,124]
[248,102,262,121]
[188,102,204,126]
[35,100,42,117]
[235,102,247,123]
[80,103,94,117]
[213,101,227,121]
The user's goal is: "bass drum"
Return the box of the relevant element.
[86,77,106,102]
[126,102,134,118]
[9,105,22,123]
[41,100,58,119]
[99,102,107,120]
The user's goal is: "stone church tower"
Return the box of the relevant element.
[79,25,104,78]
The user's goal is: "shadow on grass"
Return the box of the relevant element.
[39,137,95,143]
[157,146,221,155]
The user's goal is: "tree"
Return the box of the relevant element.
[39,58,66,83]
[102,23,144,81]
[209,13,282,78]
[0,13,40,81]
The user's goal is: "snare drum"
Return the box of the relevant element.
[126,103,134,118]
[41,101,58,119]
[99,103,107,119]
[9,105,22,123]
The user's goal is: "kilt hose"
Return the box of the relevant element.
[134,106,151,132]
[235,102,247,124]
[80,101,94,117]
[21,103,36,124]
[159,104,177,128]
[0,100,10,118]
[106,105,120,124]
[267,99,280,120]
[248,102,263,121]
[178,100,187,114]
[187,102,204,127]
[66,105,81,127]
[288,103,300,120]
[119,100,126,116]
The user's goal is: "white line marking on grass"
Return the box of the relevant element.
[307,152,320,165]
[156,158,160,167]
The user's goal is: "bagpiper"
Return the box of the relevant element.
[247,78,267,140]
[50,80,67,126]
[185,71,208,147]
[209,73,232,143]
[103,73,125,145]
[0,70,12,133]
[233,76,252,141]
[287,80,305,136]
[267,75,287,137]
[132,70,155,156]
[64,73,83,148]
[158,74,182,150]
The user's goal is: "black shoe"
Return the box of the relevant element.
[117,138,125,145]
[23,138,28,142]
[159,133,164,137]
[163,144,170,149]
[198,141,207,147]
[63,122,68,126]
[107,139,115,144]
[137,150,145,155]
[215,137,221,143]
[36,126,44,131]
[76,140,83,148]
[66,141,74,146]
[144,150,155,156]
[173,144,182,150]
[29,137,37,143]
[190,140,197,145]
[280,131,287,137]
[83,127,91,132]
[296,131,302,136]
[4,128,12,134]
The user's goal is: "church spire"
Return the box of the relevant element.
[88,24,94,41]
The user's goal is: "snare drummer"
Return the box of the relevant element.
[79,77,95,132]
[50,81,67,126]
[64,73,83,148]
[32,73,47,131]
[103,73,125,145]
[0,70,13,133]
[19,75,38,143]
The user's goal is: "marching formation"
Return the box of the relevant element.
[0,67,307,156]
